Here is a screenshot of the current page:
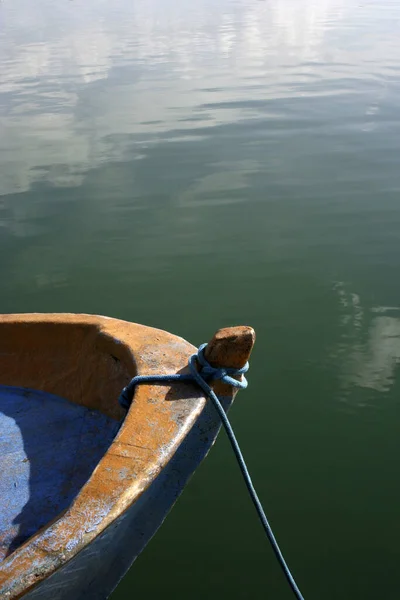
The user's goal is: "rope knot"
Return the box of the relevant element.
[118,342,250,410]
[193,343,249,389]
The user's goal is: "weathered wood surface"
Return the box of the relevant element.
[0,314,255,599]
[19,387,241,600]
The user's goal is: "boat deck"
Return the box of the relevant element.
[0,386,121,561]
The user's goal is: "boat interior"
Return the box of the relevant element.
[0,318,133,561]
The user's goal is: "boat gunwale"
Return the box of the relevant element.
[0,313,207,599]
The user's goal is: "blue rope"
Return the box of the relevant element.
[118,344,304,600]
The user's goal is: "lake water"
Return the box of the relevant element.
[2,0,400,598]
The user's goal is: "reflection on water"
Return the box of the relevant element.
[2,0,400,598]
[335,282,400,395]
[1,0,399,198]
[356,313,400,392]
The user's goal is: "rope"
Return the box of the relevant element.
[118,344,304,600]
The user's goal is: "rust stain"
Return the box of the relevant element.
[0,314,254,599]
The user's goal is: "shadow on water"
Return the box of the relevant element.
[0,385,121,560]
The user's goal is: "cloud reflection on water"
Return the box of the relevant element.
[0,0,371,197]
[335,282,400,396]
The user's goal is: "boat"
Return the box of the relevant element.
[0,313,255,600]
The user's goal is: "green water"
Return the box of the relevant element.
[2,0,400,597]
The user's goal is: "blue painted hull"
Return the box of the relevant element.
[23,396,232,599]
